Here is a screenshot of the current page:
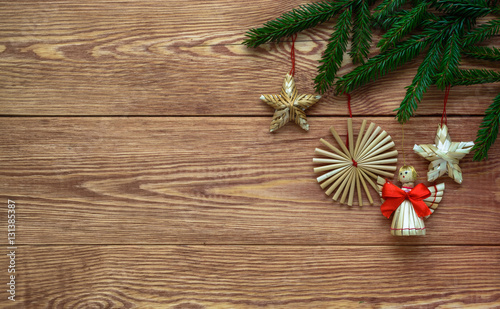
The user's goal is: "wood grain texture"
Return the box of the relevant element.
[1,1,500,307]
[0,0,498,116]
[1,117,498,245]
[4,245,500,308]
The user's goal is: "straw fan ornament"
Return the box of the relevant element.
[313,119,398,206]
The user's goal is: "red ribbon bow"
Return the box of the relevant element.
[380,182,432,218]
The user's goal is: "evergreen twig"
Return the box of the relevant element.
[377,1,429,52]
[242,1,349,47]
[472,93,500,161]
[244,0,500,160]
[463,45,500,61]
[374,9,409,30]
[435,0,494,18]
[436,31,462,89]
[462,19,500,46]
[350,0,372,64]
[336,35,428,94]
[315,7,353,93]
[373,0,408,24]
[451,69,500,85]
[396,42,443,123]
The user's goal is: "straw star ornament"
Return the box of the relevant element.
[260,73,321,132]
[413,124,474,184]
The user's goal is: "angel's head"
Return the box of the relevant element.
[398,165,417,184]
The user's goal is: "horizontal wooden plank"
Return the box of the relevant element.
[5,245,500,307]
[0,0,498,116]
[1,117,498,245]
[0,0,322,45]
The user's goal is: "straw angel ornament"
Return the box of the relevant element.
[377,165,445,236]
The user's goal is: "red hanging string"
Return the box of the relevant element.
[289,33,297,76]
[441,85,451,127]
[346,93,352,118]
[345,93,353,150]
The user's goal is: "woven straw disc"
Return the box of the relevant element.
[313,119,398,206]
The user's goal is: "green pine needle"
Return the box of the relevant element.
[350,0,372,64]
[373,0,408,24]
[242,1,349,47]
[451,68,500,85]
[315,7,353,94]
[378,1,429,52]
[243,0,500,159]
[472,93,500,161]
[435,0,494,18]
[335,35,428,94]
[374,9,408,30]
[463,18,500,46]
[463,45,500,61]
[396,42,442,123]
[436,31,462,89]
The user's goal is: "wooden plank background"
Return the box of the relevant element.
[0,0,499,307]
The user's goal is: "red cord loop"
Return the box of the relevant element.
[345,92,353,149]
[289,33,297,76]
[441,85,451,127]
[345,93,352,118]
[352,159,358,167]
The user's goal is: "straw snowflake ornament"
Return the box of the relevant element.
[313,119,398,206]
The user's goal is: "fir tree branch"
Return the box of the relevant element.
[374,9,409,30]
[435,0,494,18]
[242,1,350,47]
[425,14,475,40]
[373,0,408,24]
[243,0,500,159]
[472,93,500,161]
[315,7,353,94]
[450,68,500,85]
[378,1,429,52]
[396,42,443,123]
[436,31,462,89]
[335,35,428,94]
[463,45,500,61]
[350,0,372,64]
[462,18,500,46]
